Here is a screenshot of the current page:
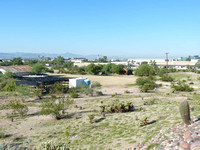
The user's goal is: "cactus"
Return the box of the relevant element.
[179,100,191,125]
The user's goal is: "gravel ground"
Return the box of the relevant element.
[128,118,200,150]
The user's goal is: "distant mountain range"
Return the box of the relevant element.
[0,52,98,59]
[0,52,167,60]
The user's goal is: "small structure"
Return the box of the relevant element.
[0,65,31,77]
[17,75,69,86]
[69,77,91,88]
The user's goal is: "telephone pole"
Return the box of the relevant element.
[165,53,169,76]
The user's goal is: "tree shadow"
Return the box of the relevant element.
[63,112,79,119]
[1,134,12,139]
[147,120,157,125]
[79,110,98,114]
[27,112,40,117]
[194,118,200,122]
[95,117,105,123]
[27,98,44,103]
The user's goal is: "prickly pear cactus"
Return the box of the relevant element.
[179,100,191,125]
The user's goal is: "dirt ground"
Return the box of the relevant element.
[55,73,139,95]
[0,72,200,150]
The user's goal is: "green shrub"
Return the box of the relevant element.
[91,81,102,88]
[4,71,15,79]
[8,100,28,117]
[143,98,157,105]
[71,92,78,98]
[136,77,156,92]
[134,64,155,76]
[136,77,155,86]
[46,68,54,73]
[88,114,95,123]
[136,116,148,127]
[102,99,134,113]
[140,84,155,92]
[0,129,7,139]
[31,63,47,74]
[160,75,174,82]
[3,79,16,91]
[169,68,177,73]
[16,85,34,96]
[111,93,116,97]
[37,140,69,150]
[96,91,103,96]
[124,90,130,94]
[52,82,68,94]
[40,95,73,120]
[171,81,193,92]
[34,88,42,99]
[80,84,93,96]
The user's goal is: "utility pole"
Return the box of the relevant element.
[165,53,169,76]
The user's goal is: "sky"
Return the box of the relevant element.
[0,0,200,58]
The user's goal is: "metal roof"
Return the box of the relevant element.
[0,65,31,73]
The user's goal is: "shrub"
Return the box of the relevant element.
[37,140,69,150]
[91,81,102,88]
[189,82,194,85]
[124,90,130,94]
[0,129,7,139]
[197,77,200,80]
[4,71,15,79]
[143,98,157,105]
[51,82,68,94]
[35,88,42,99]
[46,68,54,73]
[3,79,16,91]
[96,91,103,96]
[160,75,174,82]
[31,63,47,74]
[86,63,102,75]
[102,99,134,113]
[16,85,34,96]
[71,92,79,98]
[136,77,155,86]
[40,95,73,120]
[171,81,193,92]
[136,77,156,92]
[101,63,124,75]
[80,84,93,96]
[134,64,155,76]
[136,116,148,127]
[169,68,177,73]
[8,100,28,117]
[88,114,95,123]
[111,93,116,97]
[11,57,23,65]
[140,84,156,92]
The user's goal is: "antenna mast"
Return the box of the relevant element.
[165,53,169,76]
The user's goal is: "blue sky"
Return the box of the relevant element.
[0,0,200,58]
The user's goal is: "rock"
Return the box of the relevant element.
[184,131,191,137]
[0,143,7,150]
[190,141,200,150]
[181,143,190,149]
